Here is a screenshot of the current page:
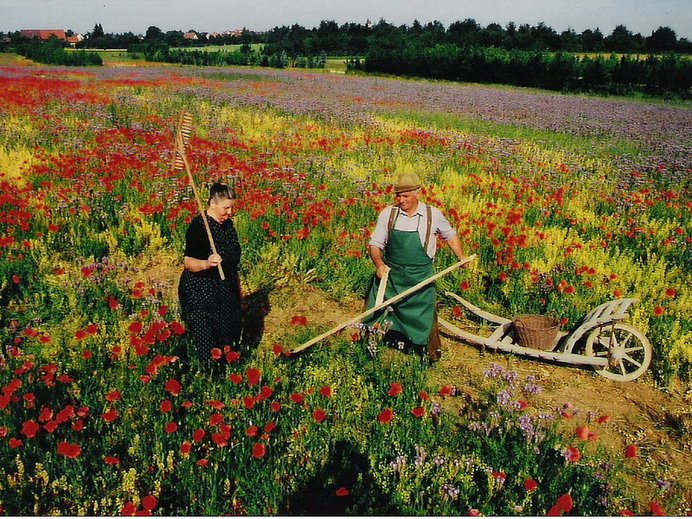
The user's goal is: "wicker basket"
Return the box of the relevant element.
[513,315,560,351]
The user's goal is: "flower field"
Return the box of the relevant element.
[0,59,690,515]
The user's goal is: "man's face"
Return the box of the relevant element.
[395,189,419,213]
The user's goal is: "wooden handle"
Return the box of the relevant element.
[375,266,390,306]
[175,119,225,281]
[291,255,477,354]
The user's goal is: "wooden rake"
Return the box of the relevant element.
[173,112,225,280]
[291,255,477,354]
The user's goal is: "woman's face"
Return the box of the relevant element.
[210,197,237,222]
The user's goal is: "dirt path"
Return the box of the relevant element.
[262,284,691,512]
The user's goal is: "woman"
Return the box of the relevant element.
[178,182,242,366]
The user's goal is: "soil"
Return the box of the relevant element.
[261,284,692,514]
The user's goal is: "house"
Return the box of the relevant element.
[21,29,67,40]
[183,32,199,40]
[66,34,84,47]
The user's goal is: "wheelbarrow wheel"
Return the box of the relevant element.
[585,323,652,382]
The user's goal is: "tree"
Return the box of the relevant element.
[605,25,644,52]
[145,26,164,41]
[580,28,605,52]
[92,23,105,39]
[646,26,677,52]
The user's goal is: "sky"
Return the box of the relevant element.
[1,0,691,39]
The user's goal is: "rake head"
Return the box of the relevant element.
[174,112,194,171]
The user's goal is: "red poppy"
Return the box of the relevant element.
[38,407,53,422]
[625,445,639,458]
[524,478,538,492]
[419,390,430,401]
[170,321,186,335]
[411,406,425,418]
[387,382,403,397]
[206,400,225,410]
[21,420,40,438]
[165,422,178,434]
[12,274,21,284]
[104,456,120,465]
[246,425,259,437]
[193,429,206,443]
[252,443,267,459]
[122,502,136,516]
[320,386,333,398]
[226,350,241,363]
[243,397,256,410]
[44,421,59,433]
[56,405,75,423]
[665,288,677,298]
[9,438,23,449]
[229,373,243,384]
[210,348,223,360]
[197,459,209,467]
[335,487,350,497]
[75,329,87,341]
[556,494,574,513]
[128,321,143,334]
[272,343,284,356]
[106,390,122,402]
[313,409,327,423]
[102,409,119,423]
[547,504,564,516]
[165,379,181,396]
[160,400,172,413]
[290,315,308,326]
[618,509,635,516]
[246,367,261,386]
[575,425,590,440]
[378,408,394,424]
[291,393,305,404]
[653,306,664,316]
[180,441,192,455]
[142,495,158,511]
[565,446,581,462]
[460,280,470,291]
[650,502,666,516]
[57,441,82,458]
[439,385,453,398]
[210,413,224,426]
[517,400,529,411]
[596,415,611,424]
[271,401,282,412]
[264,421,277,433]
[86,324,98,335]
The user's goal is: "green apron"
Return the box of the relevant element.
[365,228,435,345]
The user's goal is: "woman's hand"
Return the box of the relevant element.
[207,253,223,269]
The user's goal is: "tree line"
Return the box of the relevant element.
[1,18,690,95]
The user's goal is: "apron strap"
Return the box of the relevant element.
[423,204,433,252]
[387,206,399,235]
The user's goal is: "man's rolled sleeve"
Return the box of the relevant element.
[435,208,457,241]
[368,208,391,250]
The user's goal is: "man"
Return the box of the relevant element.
[365,173,468,361]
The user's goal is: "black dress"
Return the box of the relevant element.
[178,213,242,364]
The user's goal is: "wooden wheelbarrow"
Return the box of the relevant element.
[439,292,653,382]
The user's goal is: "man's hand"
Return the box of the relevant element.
[377,264,391,279]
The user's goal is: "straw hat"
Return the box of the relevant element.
[393,173,421,194]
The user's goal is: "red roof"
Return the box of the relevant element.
[21,29,67,40]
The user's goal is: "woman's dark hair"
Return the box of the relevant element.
[208,182,237,204]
